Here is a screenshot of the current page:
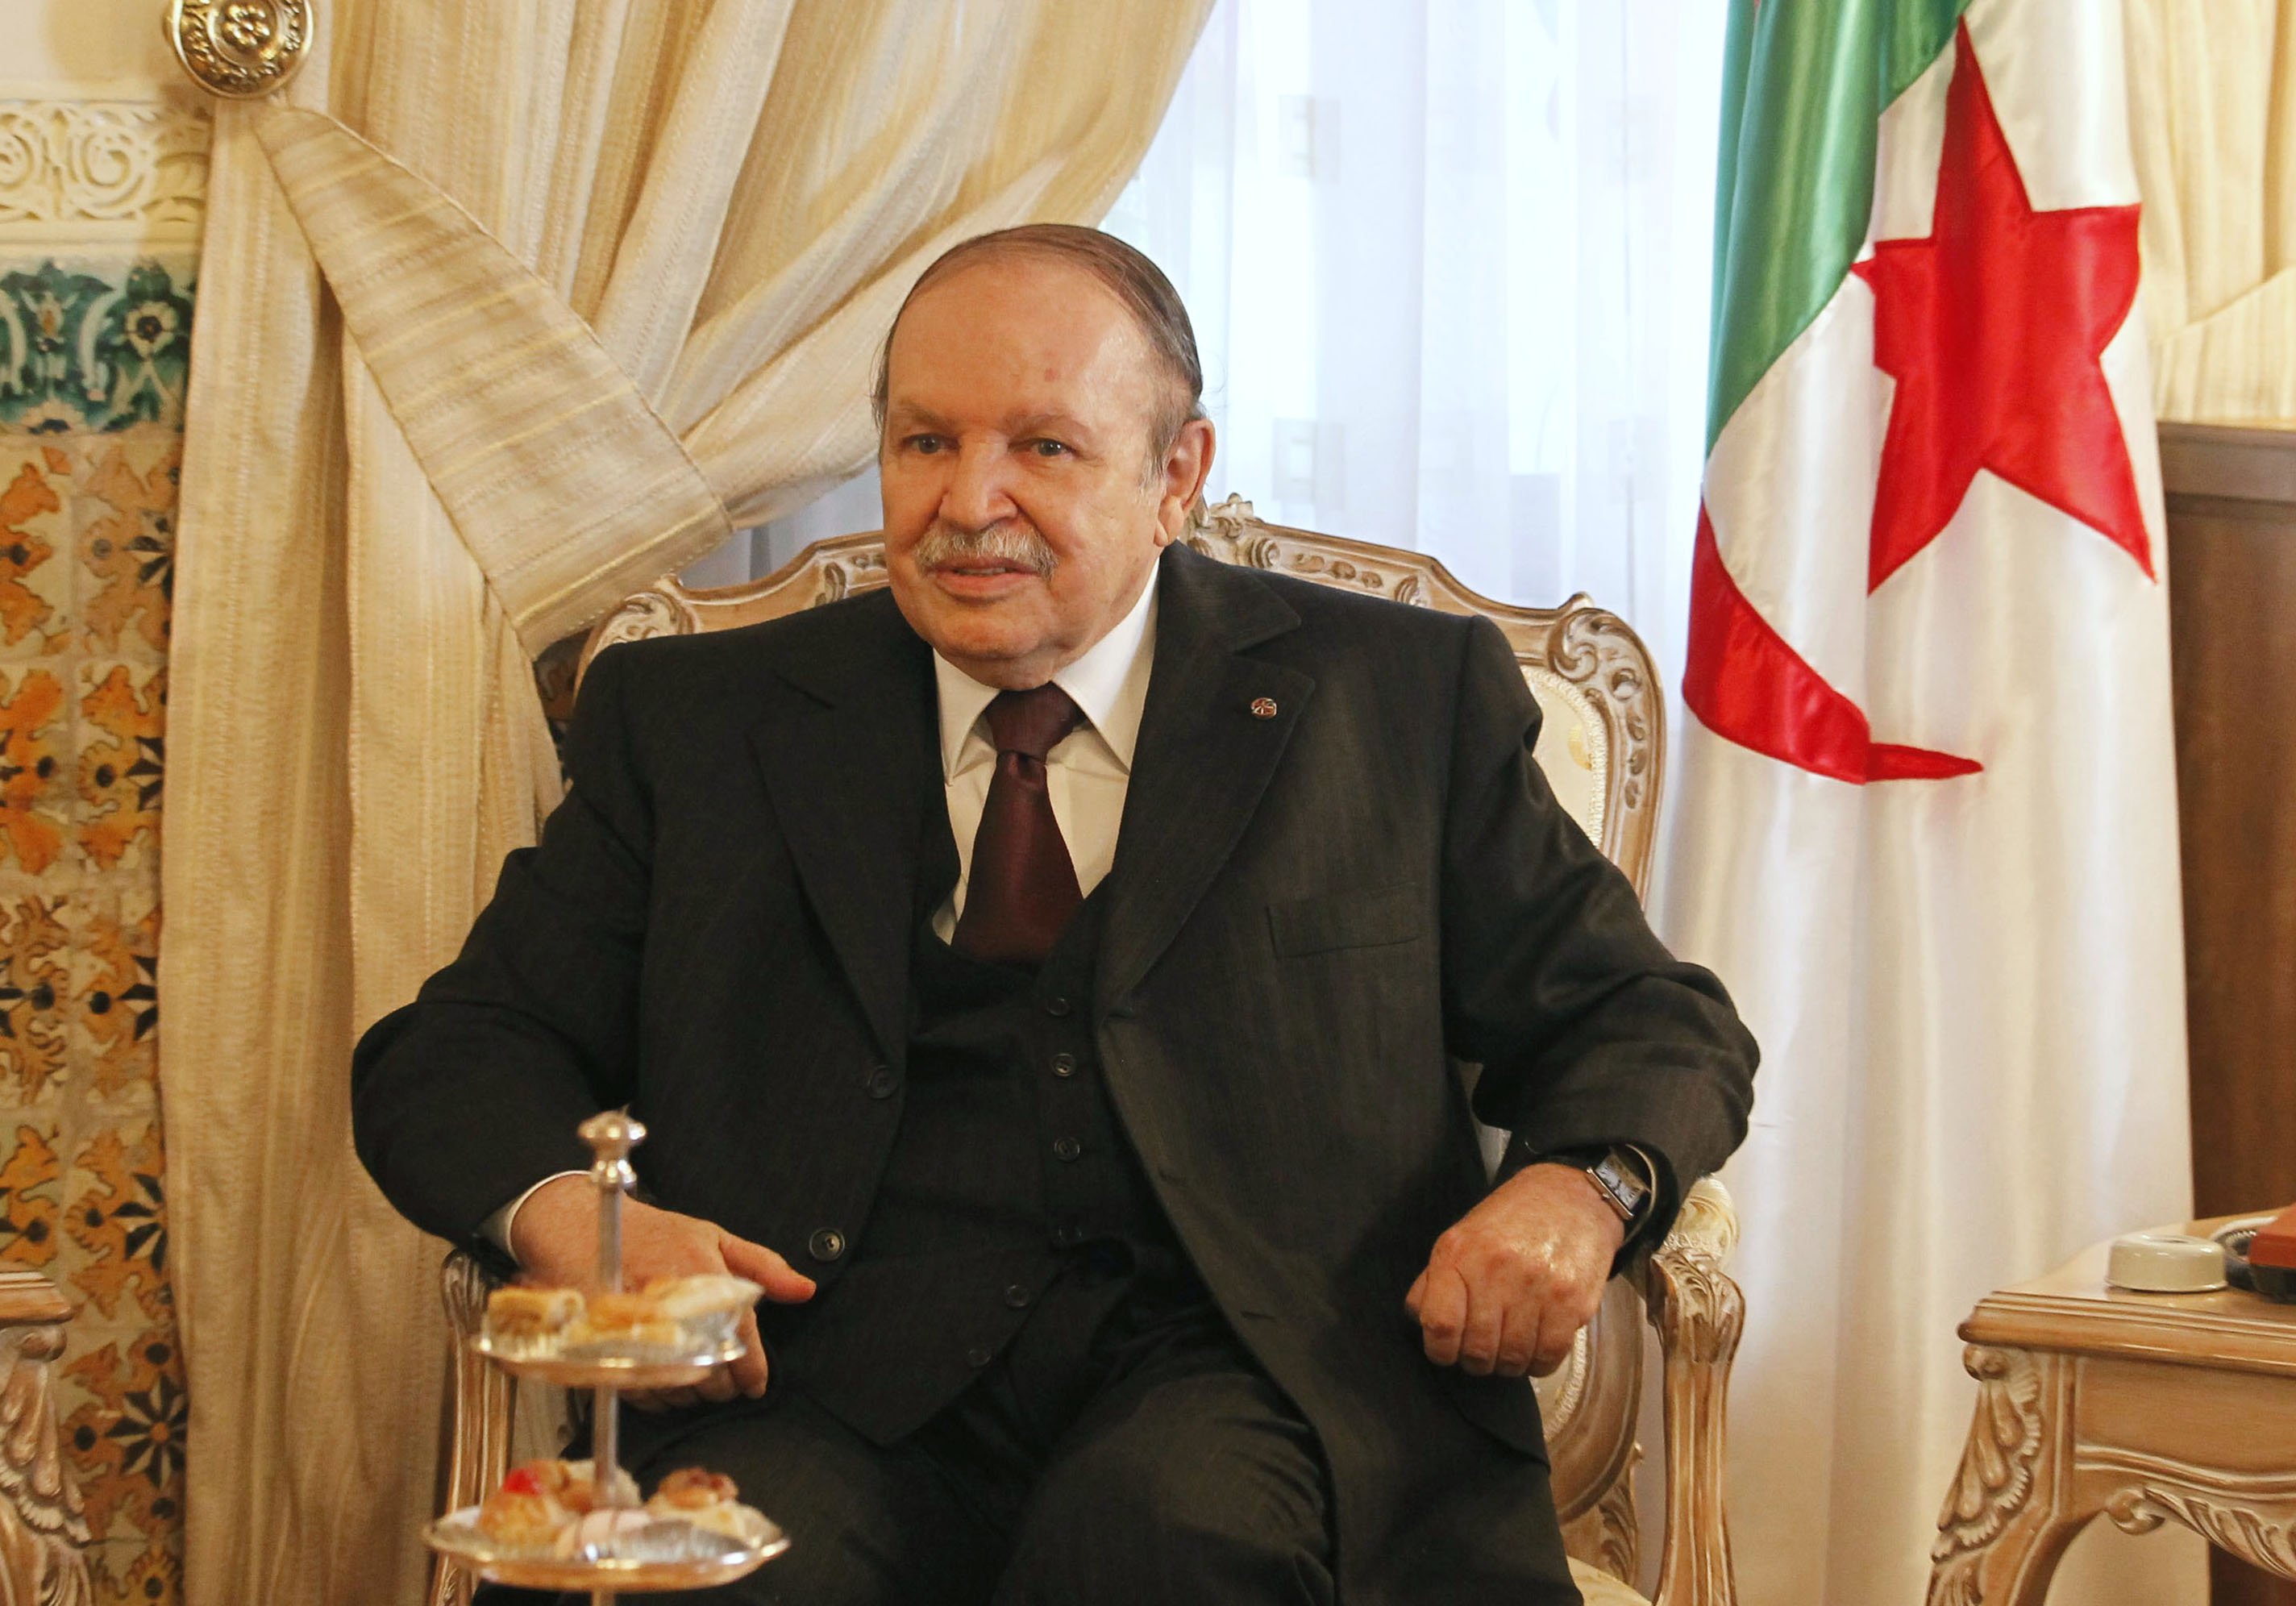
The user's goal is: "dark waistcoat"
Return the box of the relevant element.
[768,812,1194,1446]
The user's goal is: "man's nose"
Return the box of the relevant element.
[937,442,1020,530]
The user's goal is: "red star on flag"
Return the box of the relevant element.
[1682,22,2149,784]
[1855,22,2149,591]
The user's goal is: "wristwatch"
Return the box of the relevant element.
[1567,1145,1653,1226]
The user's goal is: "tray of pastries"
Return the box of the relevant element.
[475,1274,761,1386]
[427,1460,789,1591]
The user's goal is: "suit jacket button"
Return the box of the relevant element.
[1051,1136,1082,1162]
[1051,1053,1077,1078]
[1042,995,1071,1017]
[865,1065,898,1099]
[966,1344,994,1368]
[807,1228,846,1262]
[1003,1283,1031,1309]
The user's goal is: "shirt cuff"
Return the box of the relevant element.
[480,1170,587,1265]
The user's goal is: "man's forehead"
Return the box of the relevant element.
[889,259,1151,383]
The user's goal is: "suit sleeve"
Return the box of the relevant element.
[1438,614,1757,1238]
[350,644,655,1254]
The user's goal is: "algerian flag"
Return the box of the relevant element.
[1656,2,2201,1602]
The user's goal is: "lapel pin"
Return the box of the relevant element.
[1250,697,1279,719]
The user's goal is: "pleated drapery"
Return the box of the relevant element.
[2124,0,2296,418]
[163,4,1211,1600]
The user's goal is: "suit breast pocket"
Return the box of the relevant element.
[1266,884,1426,958]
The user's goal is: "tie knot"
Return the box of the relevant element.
[985,684,1084,762]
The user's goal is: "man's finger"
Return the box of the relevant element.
[719,1234,817,1304]
[730,1309,770,1399]
[1491,1304,1538,1379]
[1416,1267,1468,1367]
[1457,1271,1507,1377]
[1404,1271,1426,1318]
[1528,1304,1579,1378]
[692,1365,738,1404]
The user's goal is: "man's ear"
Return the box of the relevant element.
[1154,416,1217,545]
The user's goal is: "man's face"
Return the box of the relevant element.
[878,255,1213,689]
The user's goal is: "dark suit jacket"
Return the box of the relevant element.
[352,542,1757,1604]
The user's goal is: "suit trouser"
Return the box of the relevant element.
[472,1301,1337,1606]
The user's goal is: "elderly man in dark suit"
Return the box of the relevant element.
[352,225,1757,1606]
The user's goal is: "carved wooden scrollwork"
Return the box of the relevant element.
[1542,605,1656,813]
[0,1309,93,1606]
[2106,1484,2296,1577]
[432,1252,512,1606]
[1926,1346,2048,1602]
[588,589,693,655]
[812,549,888,609]
[1644,1178,1742,1606]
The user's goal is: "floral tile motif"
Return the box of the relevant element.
[0,440,66,650]
[0,666,70,874]
[78,441,174,655]
[73,905,156,1100]
[99,1541,181,1606]
[0,259,196,435]
[0,1121,60,1268]
[60,1328,185,1546]
[78,667,162,874]
[0,248,188,1590]
[0,897,69,1101]
[65,1124,168,1323]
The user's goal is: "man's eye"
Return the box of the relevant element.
[1029,439,1071,458]
[906,435,948,455]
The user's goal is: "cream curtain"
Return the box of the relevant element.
[163,3,1210,1600]
[2125,0,2296,417]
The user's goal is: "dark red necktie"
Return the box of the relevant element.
[953,684,1087,965]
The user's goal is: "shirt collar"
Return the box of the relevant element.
[934,561,1162,779]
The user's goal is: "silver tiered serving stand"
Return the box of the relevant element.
[425,1113,789,1600]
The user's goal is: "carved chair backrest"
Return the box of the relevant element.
[573,494,1670,1578]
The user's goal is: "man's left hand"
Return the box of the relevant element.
[1405,1163,1624,1378]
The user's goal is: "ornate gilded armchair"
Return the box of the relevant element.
[431,497,1745,1606]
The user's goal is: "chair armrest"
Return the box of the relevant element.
[0,1271,92,1605]
[431,1250,514,1606]
[1640,1176,1745,1606]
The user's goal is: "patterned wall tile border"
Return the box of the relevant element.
[0,85,210,246]
[0,255,198,435]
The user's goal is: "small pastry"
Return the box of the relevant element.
[485,1286,583,1342]
[647,1466,751,1540]
[573,1292,682,1349]
[475,1463,572,1548]
[640,1274,762,1322]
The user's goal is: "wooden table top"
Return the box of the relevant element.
[0,1269,70,1325]
[1961,1216,2296,1379]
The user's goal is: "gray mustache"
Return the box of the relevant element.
[913,523,1058,577]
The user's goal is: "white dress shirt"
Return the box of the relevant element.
[484,568,1163,1262]
[931,565,1158,939]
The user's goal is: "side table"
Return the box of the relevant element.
[0,1269,92,1605]
[1927,1221,2296,1604]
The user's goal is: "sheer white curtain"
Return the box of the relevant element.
[1102,0,1726,676]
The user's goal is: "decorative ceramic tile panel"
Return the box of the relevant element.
[0,247,185,1605]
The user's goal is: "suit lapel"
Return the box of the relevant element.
[747,591,937,1069]
[1098,546,1313,1013]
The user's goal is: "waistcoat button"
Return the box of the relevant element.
[1042,995,1071,1017]
[865,1065,898,1099]
[1051,1053,1077,1078]
[966,1344,995,1368]
[807,1228,846,1262]
[1003,1283,1032,1309]
[1051,1136,1082,1162]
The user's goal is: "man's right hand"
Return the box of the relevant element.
[510,1175,817,1410]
